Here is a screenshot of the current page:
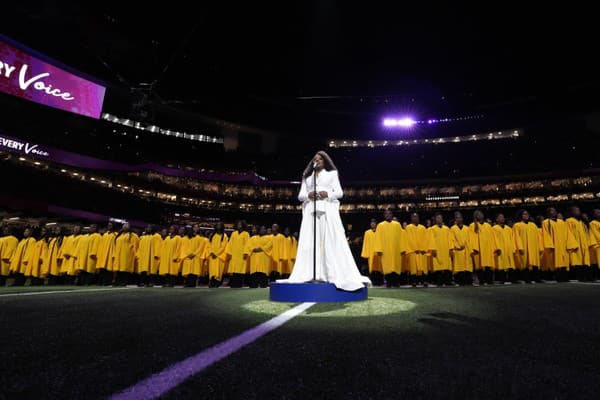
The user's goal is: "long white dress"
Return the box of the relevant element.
[278,169,371,291]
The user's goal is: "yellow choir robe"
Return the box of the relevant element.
[207,233,228,280]
[542,219,577,270]
[196,236,210,276]
[0,235,18,276]
[42,237,63,277]
[403,223,427,275]
[450,225,471,272]
[62,235,82,276]
[513,221,542,269]
[25,238,48,278]
[590,220,600,266]
[426,225,453,272]
[468,222,498,269]
[137,233,162,274]
[245,234,273,275]
[74,234,91,273]
[10,237,37,274]
[492,225,516,271]
[97,232,117,271]
[226,231,251,274]
[271,233,287,274]
[361,229,382,273]
[86,233,102,273]
[374,221,405,275]
[566,218,591,267]
[181,235,209,276]
[113,232,140,273]
[159,235,182,276]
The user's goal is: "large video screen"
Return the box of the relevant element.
[0,36,106,119]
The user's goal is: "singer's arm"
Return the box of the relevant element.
[298,178,309,202]
[326,170,343,201]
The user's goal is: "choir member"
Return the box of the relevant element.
[542,208,576,282]
[82,224,101,285]
[61,225,82,284]
[451,212,472,286]
[281,227,294,279]
[270,224,287,282]
[226,221,250,288]
[0,226,18,286]
[136,225,161,287]
[244,226,273,288]
[96,222,117,286]
[374,209,405,287]
[361,218,383,286]
[493,214,516,283]
[590,210,600,281]
[113,223,140,286]
[426,213,453,286]
[566,206,592,282]
[43,226,64,285]
[26,227,48,286]
[159,225,182,287]
[513,210,542,283]
[469,210,498,285]
[403,212,427,286]
[9,227,36,286]
[207,222,228,288]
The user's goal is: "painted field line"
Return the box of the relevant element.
[111,301,315,400]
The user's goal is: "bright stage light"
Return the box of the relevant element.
[383,117,416,128]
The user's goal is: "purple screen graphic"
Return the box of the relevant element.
[0,38,105,119]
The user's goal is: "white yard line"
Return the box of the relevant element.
[111,301,315,400]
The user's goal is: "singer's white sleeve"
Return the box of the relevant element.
[326,170,343,201]
[298,178,308,202]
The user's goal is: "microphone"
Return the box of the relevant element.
[312,161,317,170]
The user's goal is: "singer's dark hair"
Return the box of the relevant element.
[302,150,337,179]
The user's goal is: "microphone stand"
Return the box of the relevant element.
[313,164,317,282]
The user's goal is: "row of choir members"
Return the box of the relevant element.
[0,221,298,288]
[361,207,600,286]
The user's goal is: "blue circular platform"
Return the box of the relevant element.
[269,282,368,303]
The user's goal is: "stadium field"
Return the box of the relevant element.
[1,284,600,399]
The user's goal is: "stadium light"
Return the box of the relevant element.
[383,117,416,128]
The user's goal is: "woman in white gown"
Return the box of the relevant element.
[278,151,371,291]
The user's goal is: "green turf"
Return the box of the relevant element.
[1,284,600,399]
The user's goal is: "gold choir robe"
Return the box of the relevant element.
[271,233,287,275]
[207,233,228,280]
[492,225,516,271]
[245,234,273,275]
[450,225,471,272]
[114,232,140,273]
[226,231,250,274]
[25,238,48,278]
[590,220,600,266]
[42,237,63,277]
[542,218,576,270]
[10,237,36,274]
[566,218,591,267]
[86,233,102,273]
[137,233,162,274]
[97,232,117,271]
[361,229,382,273]
[0,235,18,276]
[513,221,542,269]
[282,236,294,275]
[60,235,81,275]
[403,223,427,275]
[468,222,498,269]
[374,221,405,275]
[426,225,453,272]
[181,235,209,276]
[74,234,92,273]
[159,235,182,276]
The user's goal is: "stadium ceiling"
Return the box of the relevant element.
[1,3,599,138]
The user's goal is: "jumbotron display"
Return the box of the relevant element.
[0,36,105,119]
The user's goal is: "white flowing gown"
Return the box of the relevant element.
[278,169,371,291]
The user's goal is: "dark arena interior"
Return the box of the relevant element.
[1,3,600,400]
